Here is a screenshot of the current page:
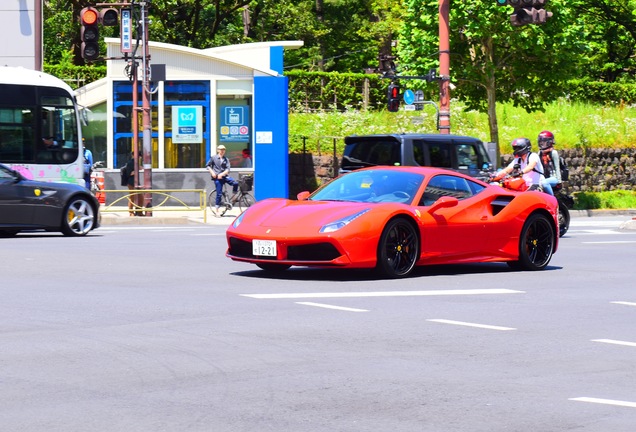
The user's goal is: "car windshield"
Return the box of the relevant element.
[310,169,425,204]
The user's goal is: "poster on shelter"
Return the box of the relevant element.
[172,106,203,143]
[220,106,249,143]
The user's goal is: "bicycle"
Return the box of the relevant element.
[208,174,255,216]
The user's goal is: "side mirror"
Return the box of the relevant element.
[296,191,311,201]
[427,196,458,213]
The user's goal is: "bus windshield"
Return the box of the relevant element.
[0,68,83,184]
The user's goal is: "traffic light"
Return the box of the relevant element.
[80,7,100,61]
[500,0,553,26]
[100,8,119,27]
[387,83,400,112]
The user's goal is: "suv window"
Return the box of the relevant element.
[341,138,401,171]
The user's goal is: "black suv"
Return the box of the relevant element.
[340,134,494,180]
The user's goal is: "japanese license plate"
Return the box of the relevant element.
[252,239,277,257]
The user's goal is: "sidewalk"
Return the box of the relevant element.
[100,207,237,226]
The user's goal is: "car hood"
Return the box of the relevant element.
[245,199,381,228]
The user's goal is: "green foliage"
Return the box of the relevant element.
[573,190,636,210]
[43,64,107,89]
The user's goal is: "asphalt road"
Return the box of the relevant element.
[1,216,635,431]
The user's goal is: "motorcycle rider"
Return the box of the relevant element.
[492,138,545,191]
[537,130,561,196]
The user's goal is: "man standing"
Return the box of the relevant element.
[206,145,239,217]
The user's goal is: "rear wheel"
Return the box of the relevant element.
[558,202,570,237]
[61,197,95,236]
[256,263,291,272]
[376,218,419,278]
[238,193,255,211]
[508,213,555,270]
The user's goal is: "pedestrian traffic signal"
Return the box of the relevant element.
[100,8,119,27]
[80,7,100,61]
[387,83,400,112]
[500,0,553,26]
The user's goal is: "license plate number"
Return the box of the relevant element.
[252,239,277,257]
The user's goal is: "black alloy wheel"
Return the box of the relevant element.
[376,218,420,278]
[509,213,555,271]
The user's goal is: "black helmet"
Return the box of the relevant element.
[538,130,555,150]
[512,138,531,157]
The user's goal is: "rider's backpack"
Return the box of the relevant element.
[559,157,569,182]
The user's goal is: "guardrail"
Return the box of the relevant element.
[98,189,208,223]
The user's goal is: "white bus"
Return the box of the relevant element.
[0,67,85,185]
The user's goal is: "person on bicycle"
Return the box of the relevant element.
[206,145,239,216]
[537,130,561,196]
[492,138,545,191]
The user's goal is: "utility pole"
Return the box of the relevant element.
[438,0,451,134]
[140,0,152,215]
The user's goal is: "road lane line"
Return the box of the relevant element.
[583,240,636,244]
[296,302,368,312]
[611,301,636,307]
[570,397,636,408]
[427,319,516,331]
[241,288,524,299]
[591,339,636,347]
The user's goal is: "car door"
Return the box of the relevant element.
[416,174,489,260]
[0,167,34,225]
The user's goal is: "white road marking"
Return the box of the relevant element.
[583,240,636,244]
[427,319,516,331]
[611,301,636,307]
[591,339,636,347]
[570,397,636,408]
[296,302,368,312]
[241,288,524,300]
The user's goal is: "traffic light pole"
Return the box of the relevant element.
[438,0,451,134]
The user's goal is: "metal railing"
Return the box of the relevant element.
[98,189,208,222]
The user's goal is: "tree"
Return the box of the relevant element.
[397,0,589,146]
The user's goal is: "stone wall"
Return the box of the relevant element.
[290,148,636,198]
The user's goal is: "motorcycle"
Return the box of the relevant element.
[490,168,572,238]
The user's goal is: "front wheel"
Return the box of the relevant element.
[61,197,96,236]
[376,218,419,278]
[238,193,255,211]
[208,190,229,216]
[509,213,555,271]
[558,202,570,237]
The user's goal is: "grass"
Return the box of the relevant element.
[573,190,636,210]
[289,99,636,154]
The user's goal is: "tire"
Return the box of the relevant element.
[376,218,419,278]
[509,213,555,271]
[558,202,570,237]
[256,263,291,272]
[238,193,255,211]
[208,190,229,216]
[61,197,96,236]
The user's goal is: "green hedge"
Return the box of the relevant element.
[44,65,636,107]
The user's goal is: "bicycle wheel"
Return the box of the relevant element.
[238,193,255,211]
[208,190,218,211]
[209,190,230,216]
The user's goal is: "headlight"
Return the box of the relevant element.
[320,208,370,233]
[232,210,246,228]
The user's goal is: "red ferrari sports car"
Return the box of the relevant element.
[226,167,559,278]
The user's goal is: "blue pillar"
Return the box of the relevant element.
[253,75,289,200]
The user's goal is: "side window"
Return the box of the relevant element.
[413,140,425,166]
[419,174,483,206]
[455,143,478,169]
[428,142,451,168]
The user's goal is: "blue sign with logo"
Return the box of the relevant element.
[172,105,202,143]
[220,106,250,143]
